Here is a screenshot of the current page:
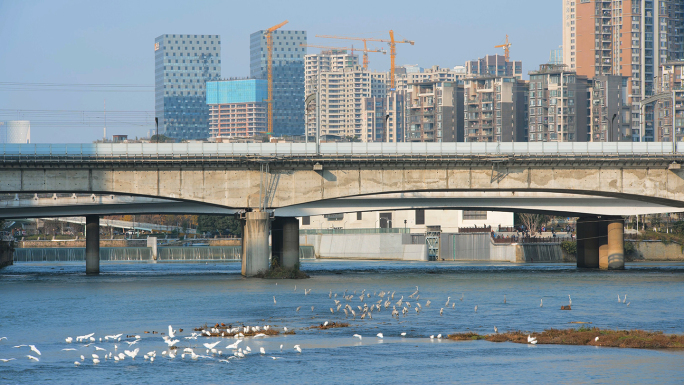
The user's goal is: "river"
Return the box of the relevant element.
[1,260,683,384]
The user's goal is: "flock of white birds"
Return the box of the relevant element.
[0,285,626,366]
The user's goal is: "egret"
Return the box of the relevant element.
[203,341,220,350]
[273,296,277,305]
[440,308,444,316]
[353,334,362,340]
[65,337,73,344]
[0,358,16,362]
[294,345,302,353]
[540,299,543,307]
[62,348,77,351]
[401,332,406,336]
[530,340,538,345]
[29,345,41,356]
[377,333,383,339]
[494,326,498,334]
[260,347,265,355]
[26,355,39,361]
[445,297,451,307]
[74,361,80,366]
[595,337,599,342]
[168,325,175,338]
[475,305,478,312]
[437,334,442,339]
[568,295,572,306]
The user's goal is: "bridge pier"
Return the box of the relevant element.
[85,215,100,275]
[272,217,300,269]
[577,216,624,270]
[241,211,270,277]
[576,216,599,268]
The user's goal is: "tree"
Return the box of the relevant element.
[197,215,242,236]
[149,134,174,143]
[518,213,547,234]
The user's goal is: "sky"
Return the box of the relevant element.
[0,0,561,143]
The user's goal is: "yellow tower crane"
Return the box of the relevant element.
[299,44,386,68]
[315,31,414,90]
[265,20,288,136]
[495,35,512,62]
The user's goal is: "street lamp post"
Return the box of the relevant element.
[609,113,617,142]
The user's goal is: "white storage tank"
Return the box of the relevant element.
[0,121,31,143]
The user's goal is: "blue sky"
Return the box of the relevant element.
[0,0,561,143]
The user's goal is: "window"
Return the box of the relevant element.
[356,212,363,220]
[415,209,425,225]
[463,211,487,220]
[302,216,310,226]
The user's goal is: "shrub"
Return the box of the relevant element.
[560,240,577,255]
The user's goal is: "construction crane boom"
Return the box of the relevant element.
[316,32,414,90]
[265,20,289,136]
[299,44,386,69]
[495,35,512,62]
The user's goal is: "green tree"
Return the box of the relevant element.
[197,215,242,236]
[149,134,175,143]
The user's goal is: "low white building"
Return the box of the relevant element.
[299,209,513,233]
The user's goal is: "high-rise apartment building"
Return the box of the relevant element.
[588,75,632,142]
[528,64,589,142]
[656,61,684,142]
[395,65,467,92]
[563,0,684,141]
[465,55,523,80]
[313,66,387,140]
[250,29,306,136]
[206,79,267,138]
[464,75,527,142]
[154,34,221,140]
[406,81,463,142]
[360,94,405,142]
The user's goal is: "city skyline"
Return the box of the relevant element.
[0,0,560,143]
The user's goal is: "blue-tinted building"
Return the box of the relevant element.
[206,79,268,138]
[250,29,306,136]
[206,79,267,104]
[155,34,221,140]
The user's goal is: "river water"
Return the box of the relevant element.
[1,260,683,384]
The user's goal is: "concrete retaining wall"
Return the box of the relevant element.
[300,233,427,261]
[632,241,684,261]
[19,239,147,248]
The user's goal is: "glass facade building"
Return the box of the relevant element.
[155,34,221,140]
[206,79,267,104]
[250,29,306,136]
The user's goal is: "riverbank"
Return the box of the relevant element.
[0,241,12,269]
[448,327,684,349]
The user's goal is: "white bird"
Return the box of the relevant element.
[94,346,106,351]
[283,327,288,332]
[134,335,141,340]
[74,361,80,366]
[203,341,220,350]
[0,358,16,362]
[377,333,383,339]
[445,297,451,307]
[294,345,302,353]
[65,337,73,344]
[80,355,85,361]
[623,295,627,304]
[353,334,362,340]
[568,295,572,306]
[430,335,434,340]
[530,340,538,345]
[226,340,242,350]
[280,344,283,351]
[437,334,442,339]
[124,348,139,359]
[595,337,599,342]
[125,340,139,346]
[474,305,478,313]
[29,345,41,356]
[26,355,39,361]
[401,332,406,336]
[296,306,301,312]
[92,354,99,359]
[254,333,266,338]
[311,306,315,312]
[150,357,155,362]
[618,294,621,302]
[168,325,175,338]
[440,308,444,316]
[118,353,125,360]
[13,345,26,348]
[273,296,277,305]
[260,347,265,355]
[62,348,77,351]
[626,302,630,307]
[426,300,431,307]
[527,335,537,343]
[540,299,543,307]
[494,326,498,334]
[93,358,100,364]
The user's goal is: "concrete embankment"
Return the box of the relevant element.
[630,240,684,261]
[0,241,13,269]
[17,238,240,248]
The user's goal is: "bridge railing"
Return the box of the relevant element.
[2,142,684,159]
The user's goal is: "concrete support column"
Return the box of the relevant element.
[606,218,625,270]
[281,217,300,269]
[576,216,599,268]
[271,218,284,268]
[271,217,299,269]
[241,211,271,277]
[598,219,609,269]
[85,215,100,275]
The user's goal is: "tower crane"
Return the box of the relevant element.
[495,35,512,62]
[265,20,288,136]
[299,44,386,69]
[315,31,414,90]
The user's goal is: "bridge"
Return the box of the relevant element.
[2,142,684,275]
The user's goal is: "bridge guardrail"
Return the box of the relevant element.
[2,142,684,160]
